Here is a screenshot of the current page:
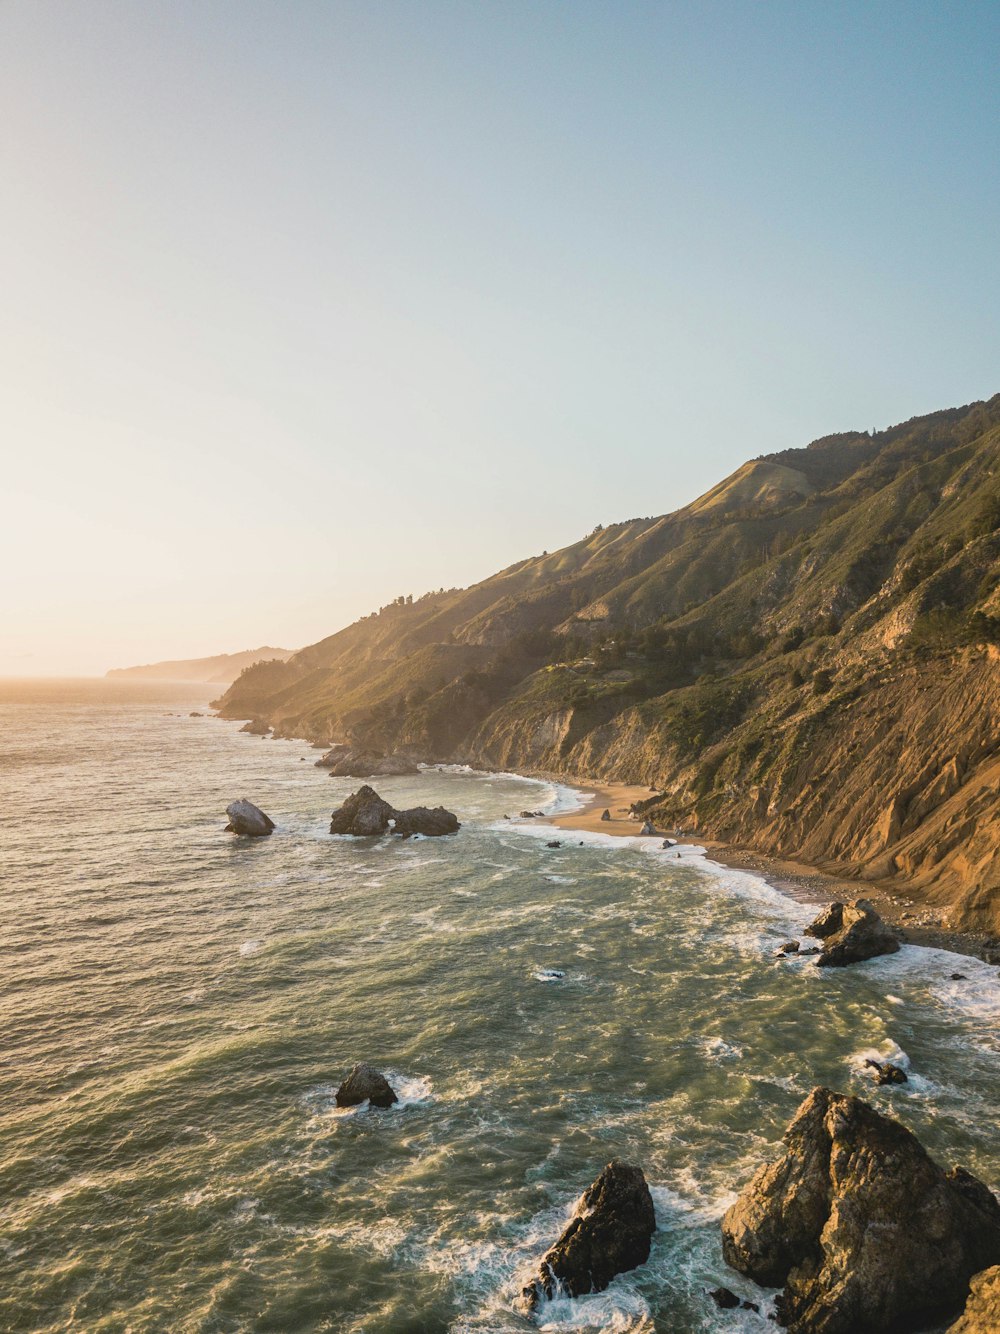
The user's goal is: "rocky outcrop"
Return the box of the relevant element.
[334,1063,398,1108]
[224,799,275,837]
[314,744,352,767]
[391,805,460,837]
[321,748,419,777]
[239,718,271,735]
[721,1087,1000,1333]
[804,899,901,967]
[948,1266,1000,1333]
[329,786,460,838]
[328,786,397,836]
[520,1160,655,1310]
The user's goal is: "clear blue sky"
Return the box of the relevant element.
[2,0,998,673]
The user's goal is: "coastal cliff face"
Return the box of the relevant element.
[218,395,1000,932]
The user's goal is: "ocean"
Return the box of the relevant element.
[2,678,999,1333]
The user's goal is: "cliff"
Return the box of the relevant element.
[107,646,295,685]
[217,394,1000,932]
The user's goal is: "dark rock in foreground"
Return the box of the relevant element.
[329,785,460,838]
[948,1265,1000,1332]
[520,1160,655,1310]
[721,1086,1000,1333]
[804,899,900,966]
[224,799,275,837]
[335,1062,398,1108]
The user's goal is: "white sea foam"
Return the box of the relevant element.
[237,939,262,957]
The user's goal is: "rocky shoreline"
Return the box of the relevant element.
[531,768,998,964]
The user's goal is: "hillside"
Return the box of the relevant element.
[217,395,1000,932]
[107,646,294,685]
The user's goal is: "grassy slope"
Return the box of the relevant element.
[218,395,1000,931]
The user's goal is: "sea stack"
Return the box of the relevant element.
[721,1087,1000,1333]
[520,1160,655,1310]
[224,799,275,837]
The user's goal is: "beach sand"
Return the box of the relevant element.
[546,776,989,960]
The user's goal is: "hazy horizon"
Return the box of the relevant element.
[3,0,999,676]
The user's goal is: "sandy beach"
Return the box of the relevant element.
[546,776,990,960]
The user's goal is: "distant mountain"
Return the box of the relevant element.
[107,647,295,685]
[217,394,1000,932]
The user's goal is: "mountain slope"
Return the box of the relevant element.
[217,395,1000,931]
[107,646,295,685]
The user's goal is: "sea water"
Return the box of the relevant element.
[2,679,999,1333]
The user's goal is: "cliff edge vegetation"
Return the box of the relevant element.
[217,395,1000,933]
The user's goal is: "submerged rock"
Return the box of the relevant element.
[224,799,275,837]
[329,786,459,838]
[721,1086,1000,1333]
[864,1057,909,1086]
[334,1062,398,1109]
[948,1265,1000,1332]
[520,1160,655,1310]
[804,899,900,967]
[328,785,396,836]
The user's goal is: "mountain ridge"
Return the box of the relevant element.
[217,394,1000,932]
[107,646,295,685]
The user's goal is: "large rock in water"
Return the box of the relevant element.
[328,785,397,835]
[322,748,419,777]
[224,799,275,837]
[520,1161,655,1310]
[239,718,271,735]
[804,899,900,966]
[391,805,460,837]
[721,1087,1000,1333]
[948,1266,1000,1332]
[335,1062,398,1108]
[329,786,460,838]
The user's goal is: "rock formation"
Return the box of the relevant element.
[328,786,397,836]
[334,1062,398,1108]
[804,899,901,967]
[322,748,419,777]
[391,805,460,837]
[239,718,271,735]
[721,1087,1000,1333]
[864,1057,908,1085]
[520,1160,655,1310]
[224,799,275,837]
[947,1266,1000,1333]
[328,785,460,838]
[601,808,611,821]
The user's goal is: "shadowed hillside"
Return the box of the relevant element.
[217,395,1000,931]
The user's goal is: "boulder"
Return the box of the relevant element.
[334,1062,398,1109]
[520,1160,655,1310]
[948,1266,1000,1332]
[709,1287,741,1309]
[721,1087,1000,1333]
[601,808,611,821]
[239,718,270,735]
[224,799,275,837]
[329,786,459,838]
[804,899,900,967]
[640,819,656,835]
[391,805,460,838]
[864,1058,908,1086]
[329,785,396,836]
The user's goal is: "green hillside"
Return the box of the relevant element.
[218,394,1000,931]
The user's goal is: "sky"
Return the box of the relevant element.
[1,0,998,676]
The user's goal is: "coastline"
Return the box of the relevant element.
[541,774,991,962]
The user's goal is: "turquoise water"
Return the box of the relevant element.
[2,679,999,1333]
